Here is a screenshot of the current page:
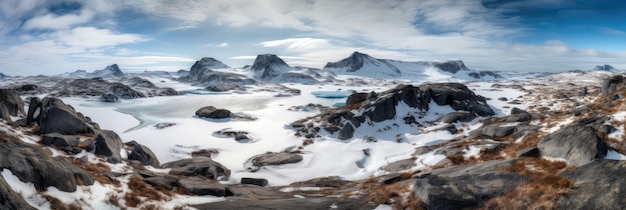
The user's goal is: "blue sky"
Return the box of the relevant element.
[1,0,625,76]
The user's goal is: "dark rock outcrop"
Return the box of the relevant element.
[179,178,233,196]
[557,160,626,209]
[0,175,36,210]
[41,133,80,147]
[414,160,521,209]
[194,196,375,210]
[241,178,268,187]
[125,141,160,167]
[437,111,476,123]
[0,89,25,118]
[247,152,303,172]
[99,93,119,103]
[93,130,126,163]
[601,75,624,99]
[162,156,231,181]
[0,139,94,192]
[432,60,470,74]
[537,124,607,166]
[420,83,494,116]
[196,106,232,119]
[294,83,493,141]
[37,97,94,135]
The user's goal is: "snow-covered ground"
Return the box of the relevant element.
[61,79,529,186]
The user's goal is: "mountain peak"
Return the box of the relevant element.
[104,64,124,76]
[432,60,470,74]
[197,57,229,69]
[323,51,401,77]
[593,64,616,71]
[251,54,291,80]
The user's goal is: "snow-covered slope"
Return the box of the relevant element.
[324,51,502,81]
[323,51,401,78]
[64,64,125,78]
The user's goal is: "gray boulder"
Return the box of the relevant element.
[0,139,94,192]
[162,156,231,181]
[241,178,268,187]
[414,160,521,209]
[247,152,303,172]
[345,92,368,106]
[601,75,624,98]
[437,111,476,123]
[337,123,354,140]
[41,133,80,147]
[93,130,126,163]
[482,123,516,137]
[420,83,494,116]
[0,175,36,210]
[37,97,94,135]
[99,93,119,103]
[178,178,233,196]
[125,141,160,167]
[26,97,41,125]
[196,106,232,119]
[194,196,374,210]
[0,89,25,119]
[537,124,608,166]
[206,83,245,92]
[558,159,626,209]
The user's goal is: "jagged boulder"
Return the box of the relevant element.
[437,111,476,123]
[99,93,119,103]
[162,156,231,181]
[601,75,624,100]
[0,139,94,192]
[537,124,607,166]
[93,130,126,163]
[179,178,233,196]
[241,178,269,187]
[420,83,494,116]
[37,97,94,135]
[0,89,25,117]
[414,160,521,209]
[41,133,80,147]
[432,60,470,74]
[246,152,303,172]
[557,160,626,209]
[196,106,232,119]
[26,97,41,125]
[125,141,160,167]
[0,175,36,210]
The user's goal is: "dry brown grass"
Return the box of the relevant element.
[71,159,117,186]
[483,157,572,209]
[124,193,141,208]
[42,194,82,210]
[127,175,171,200]
[365,183,423,210]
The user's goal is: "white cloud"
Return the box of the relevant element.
[52,27,148,49]
[204,42,229,48]
[23,10,95,30]
[261,38,331,50]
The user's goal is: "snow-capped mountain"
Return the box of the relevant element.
[250,54,293,80]
[324,51,501,80]
[64,64,125,78]
[178,57,256,86]
[323,51,401,78]
[594,64,617,71]
[0,73,6,80]
[90,64,124,77]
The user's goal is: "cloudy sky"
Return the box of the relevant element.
[1,0,625,76]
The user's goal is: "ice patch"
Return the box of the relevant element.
[605,150,626,160]
[311,90,354,98]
